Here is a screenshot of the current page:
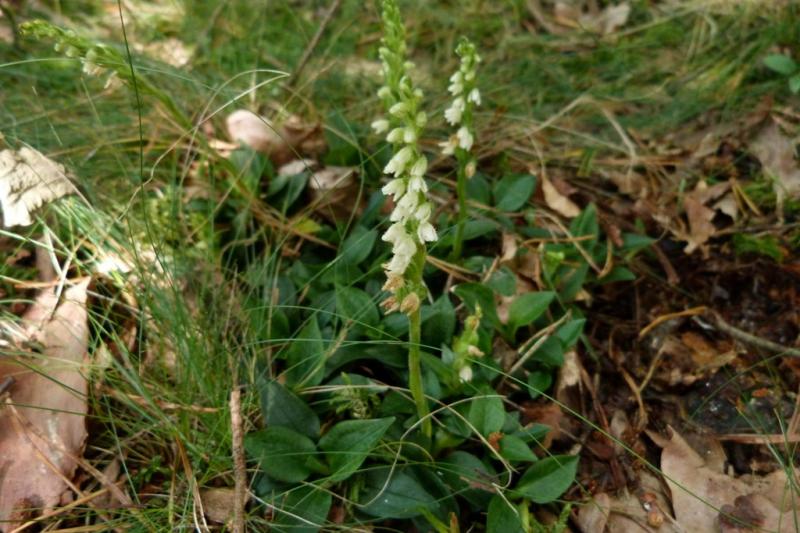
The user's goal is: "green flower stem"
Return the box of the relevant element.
[408,249,431,437]
[451,151,468,260]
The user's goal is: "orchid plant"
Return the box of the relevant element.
[441,37,481,259]
[374,0,437,436]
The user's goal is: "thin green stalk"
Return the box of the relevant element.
[408,249,431,437]
[408,305,431,437]
[452,155,468,260]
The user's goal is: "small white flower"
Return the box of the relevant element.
[448,80,464,96]
[417,221,437,242]
[393,231,416,256]
[408,175,428,193]
[413,88,423,98]
[415,111,427,128]
[458,365,473,383]
[444,97,465,125]
[382,222,406,243]
[371,118,390,134]
[396,191,419,214]
[386,127,405,143]
[464,70,475,81]
[456,126,474,151]
[384,146,413,176]
[387,252,412,275]
[465,159,477,178]
[381,178,406,198]
[450,71,463,84]
[468,88,481,105]
[409,156,427,178]
[389,101,408,117]
[403,127,417,144]
[439,136,457,156]
[414,201,431,221]
[377,86,391,99]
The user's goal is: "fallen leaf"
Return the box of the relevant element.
[749,117,800,216]
[0,146,78,228]
[542,174,580,218]
[307,166,363,221]
[554,2,631,35]
[649,427,800,533]
[226,109,290,162]
[0,280,90,530]
[200,487,236,524]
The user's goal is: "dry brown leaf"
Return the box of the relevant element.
[650,427,800,533]
[0,280,90,530]
[200,487,236,524]
[0,146,78,228]
[542,174,580,218]
[553,2,630,34]
[749,117,800,215]
[308,166,363,221]
[226,109,290,161]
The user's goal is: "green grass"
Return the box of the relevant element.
[1,0,799,531]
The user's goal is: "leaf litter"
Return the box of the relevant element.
[0,279,90,530]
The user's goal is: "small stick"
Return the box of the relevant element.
[230,387,247,533]
[705,310,800,358]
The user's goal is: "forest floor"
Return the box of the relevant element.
[1,1,800,532]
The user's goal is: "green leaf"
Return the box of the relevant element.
[335,286,379,327]
[555,318,585,349]
[514,455,578,503]
[421,295,456,347]
[272,486,332,533]
[764,54,797,75]
[494,173,536,212]
[500,435,538,463]
[790,73,800,93]
[531,336,564,367]
[527,371,553,399]
[284,318,326,387]
[467,173,491,204]
[259,380,320,439]
[487,495,525,533]
[319,417,394,482]
[244,427,318,483]
[453,283,499,329]
[599,266,636,283]
[508,291,555,331]
[339,226,377,265]
[360,468,437,519]
[438,451,495,507]
[468,390,506,436]
[487,266,517,297]
[569,203,598,249]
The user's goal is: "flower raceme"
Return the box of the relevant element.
[440,38,481,162]
[374,0,437,313]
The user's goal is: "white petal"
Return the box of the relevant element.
[457,127,474,151]
[386,127,405,143]
[408,175,427,193]
[371,119,389,134]
[468,88,481,105]
[417,221,437,242]
[409,156,427,178]
[389,102,408,116]
[403,127,417,144]
[381,178,406,198]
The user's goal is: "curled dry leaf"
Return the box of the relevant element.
[0,280,90,530]
[0,146,78,228]
[541,174,580,218]
[200,487,236,524]
[307,166,363,221]
[749,117,800,216]
[226,109,290,162]
[225,110,325,166]
[649,426,800,533]
[553,2,631,35]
